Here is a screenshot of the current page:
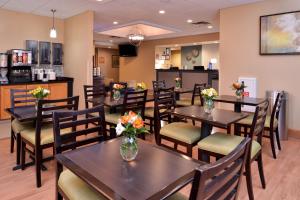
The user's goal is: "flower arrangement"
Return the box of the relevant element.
[29,87,50,99]
[136,82,147,91]
[201,88,218,100]
[201,88,218,114]
[116,111,147,138]
[113,83,125,90]
[174,77,181,89]
[232,81,246,98]
[116,111,148,161]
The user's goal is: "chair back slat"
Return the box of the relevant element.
[270,91,284,126]
[122,90,147,118]
[250,100,269,138]
[35,96,79,146]
[189,138,251,200]
[154,87,176,133]
[152,80,166,91]
[10,89,36,109]
[191,83,207,106]
[53,105,106,154]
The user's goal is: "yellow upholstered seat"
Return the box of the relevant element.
[20,124,70,145]
[166,192,188,200]
[197,132,261,159]
[11,119,34,133]
[176,98,201,107]
[145,107,154,118]
[237,114,278,129]
[58,170,106,200]
[160,122,201,144]
[105,112,121,124]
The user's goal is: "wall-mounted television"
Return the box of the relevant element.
[119,44,137,57]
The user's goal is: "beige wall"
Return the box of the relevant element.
[220,0,300,130]
[97,48,119,81]
[202,43,219,69]
[171,50,181,67]
[120,33,219,88]
[0,8,64,52]
[64,11,94,109]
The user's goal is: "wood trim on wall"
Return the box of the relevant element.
[288,129,300,139]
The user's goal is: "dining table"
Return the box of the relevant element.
[56,137,204,200]
[167,105,248,161]
[213,95,266,113]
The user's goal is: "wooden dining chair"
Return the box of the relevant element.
[152,80,166,91]
[20,96,79,187]
[105,89,148,139]
[235,91,284,159]
[176,83,206,107]
[166,137,251,200]
[53,106,107,200]
[9,89,36,165]
[197,100,269,200]
[83,85,106,128]
[154,87,202,157]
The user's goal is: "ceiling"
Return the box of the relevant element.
[0,0,263,44]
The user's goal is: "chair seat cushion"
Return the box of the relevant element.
[237,114,278,129]
[105,112,121,124]
[58,169,106,200]
[160,122,201,144]
[197,132,261,159]
[166,192,188,200]
[144,107,154,118]
[11,119,34,134]
[20,124,70,145]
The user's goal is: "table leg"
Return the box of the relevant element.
[234,103,242,135]
[200,122,213,162]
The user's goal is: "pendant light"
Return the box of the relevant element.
[50,9,57,38]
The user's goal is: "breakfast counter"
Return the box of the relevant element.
[0,77,73,119]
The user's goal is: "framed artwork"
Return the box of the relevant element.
[112,55,119,68]
[99,56,105,64]
[260,11,300,55]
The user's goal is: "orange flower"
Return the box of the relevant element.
[121,115,130,124]
[133,117,144,129]
[128,111,137,118]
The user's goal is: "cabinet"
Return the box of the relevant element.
[48,83,67,100]
[39,41,51,64]
[0,85,26,119]
[52,43,63,65]
[26,40,38,65]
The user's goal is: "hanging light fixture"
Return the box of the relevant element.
[128,26,145,46]
[50,9,57,38]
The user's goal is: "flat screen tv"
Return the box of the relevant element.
[119,44,137,57]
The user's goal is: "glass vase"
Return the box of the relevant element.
[113,90,121,101]
[120,136,138,162]
[235,89,243,99]
[175,81,181,89]
[204,98,214,114]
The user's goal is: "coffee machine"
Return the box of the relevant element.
[0,53,8,84]
[7,49,32,83]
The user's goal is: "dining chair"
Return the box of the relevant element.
[20,96,79,187]
[9,89,36,165]
[83,85,106,128]
[154,87,202,157]
[152,80,166,91]
[235,91,284,159]
[176,83,206,107]
[105,89,148,139]
[53,106,107,200]
[167,137,251,200]
[197,100,269,200]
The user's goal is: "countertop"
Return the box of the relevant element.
[0,77,74,86]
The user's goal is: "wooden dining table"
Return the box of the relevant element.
[56,138,204,200]
[213,95,266,113]
[167,105,248,161]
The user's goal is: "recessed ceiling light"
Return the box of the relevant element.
[96,0,103,2]
[187,19,193,23]
[113,21,118,25]
[159,10,165,14]
[207,25,213,29]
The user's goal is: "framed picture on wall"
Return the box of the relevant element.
[260,10,300,55]
[112,55,119,68]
